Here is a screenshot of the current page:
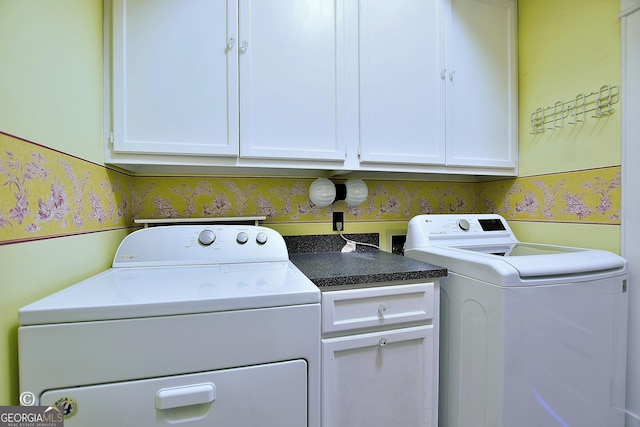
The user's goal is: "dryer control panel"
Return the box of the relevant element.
[113,225,288,267]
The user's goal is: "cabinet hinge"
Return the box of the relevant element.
[108,132,114,146]
[357,144,361,159]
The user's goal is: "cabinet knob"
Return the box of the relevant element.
[227,38,236,51]
[378,337,388,348]
[449,71,456,82]
[440,69,447,80]
[240,41,249,54]
[378,304,387,315]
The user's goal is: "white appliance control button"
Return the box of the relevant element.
[256,232,268,245]
[236,232,249,244]
[457,219,470,231]
[198,229,216,246]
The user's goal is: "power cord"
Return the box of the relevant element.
[335,221,380,251]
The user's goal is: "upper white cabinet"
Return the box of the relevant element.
[108,0,348,164]
[444,0,517,169]
[105,0,517,176]
[238,1,348,161]
[111,0,239,157]
[358,0,446,166]
[358,0,517,173]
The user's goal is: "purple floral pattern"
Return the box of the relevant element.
[0,132,622,246]
[481,168,621,224]
[132,177,479,223]
[1,151,47,226]
[0,133,132,244]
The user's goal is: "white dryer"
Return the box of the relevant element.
[404,214,628,427]
[19,224,320,427]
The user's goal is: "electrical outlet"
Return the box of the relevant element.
[333,212,344,231]
[391,234,407,255]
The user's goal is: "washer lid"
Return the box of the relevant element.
[405,214,627,285]
[457,242,626,277]
[404,244,626,286]
[19,262,320,325]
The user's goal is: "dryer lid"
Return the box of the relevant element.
[19,225,320,325]
[19,262,319,325]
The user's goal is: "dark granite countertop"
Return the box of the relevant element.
[289,251,447,288]
[285,233,447,289]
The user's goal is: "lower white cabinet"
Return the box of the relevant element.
[321,282,439,427]
[322,326,434,427]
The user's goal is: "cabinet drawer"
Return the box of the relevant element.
[321,282,434,334]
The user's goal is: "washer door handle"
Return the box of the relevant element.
[156,383,216,410]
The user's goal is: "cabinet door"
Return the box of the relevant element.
[238,0,349,161]
[111,0,239,156]
[358,0,446,165]
[322,326,435,427]
[444,0,517,169]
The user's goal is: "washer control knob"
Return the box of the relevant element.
[198,229,216,246]
[256,232,268,245]
[457,219,470,231]
[236,232,249,244]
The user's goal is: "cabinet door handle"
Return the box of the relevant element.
[440,69,447,80]
[378,304,387,315]
[378,337,388,348]
[240,41,249,54]
[227,38,236,51]
[449,70,455,82]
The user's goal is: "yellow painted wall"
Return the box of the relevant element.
[0,0,104,164]
[0,0,107,405]
[507,0,622,251]
[518,0,621,177]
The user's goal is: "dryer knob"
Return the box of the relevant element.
[198,229,216,246]
[236,232,249,244]
[256,232,268,245]
[457,219,470,231]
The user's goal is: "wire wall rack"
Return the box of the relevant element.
[530,85,619,134]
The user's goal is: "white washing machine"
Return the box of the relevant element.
[404,214,628,427]
[19,224,321,427]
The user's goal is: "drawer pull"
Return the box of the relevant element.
[378,304,387,315]
[378,337,388,348]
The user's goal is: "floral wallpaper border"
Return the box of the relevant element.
[480,167,621,224]
[131,176,479,223]
[0,133,132,245]
[0,132,621,246]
